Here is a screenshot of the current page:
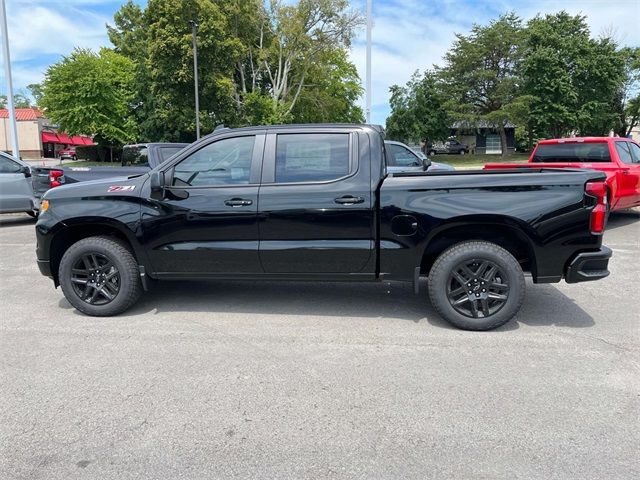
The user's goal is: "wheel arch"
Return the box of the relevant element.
[419,221,537,279]
[49,219,148,285]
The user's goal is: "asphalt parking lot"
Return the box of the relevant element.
[1,211,639,480]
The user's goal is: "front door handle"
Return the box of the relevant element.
[334,195,364,205]
[224,198,253,207]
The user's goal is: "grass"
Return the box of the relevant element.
[438,153,530,170]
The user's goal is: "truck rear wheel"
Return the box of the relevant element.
[59,236,142,316]
[427,241,525,330]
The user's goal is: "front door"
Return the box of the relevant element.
[257,130,374,275]
[0,153,34,213]
[141,133,265,276]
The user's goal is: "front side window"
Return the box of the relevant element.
[0,154,21,174]
[275,133,350,183]
[172,136,254,187]
[615,142,634,164]
[388,144,421,167]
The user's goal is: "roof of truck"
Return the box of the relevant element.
[538,137,633,145]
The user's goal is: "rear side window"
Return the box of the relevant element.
[275,134,350,183]
[615,142,634,164]
[122,146,149,166]
[532,143,611,162]
[625,142,640,164]
[158,146,185,162]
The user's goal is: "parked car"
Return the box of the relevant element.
[427,139,469,156]
[58,147,77,161]
[484,137,640,211]
[385,140,455,173]
[0,151,38,217]
[42,143,188,188]
[36,124,611,331]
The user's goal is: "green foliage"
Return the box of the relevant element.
[439,13,526,157]
[0,93,32,108]
[522,12,625,138]
[103,0,363,141]
[386,71,449,144]
[613,47,640,137]
[40,48,137,146]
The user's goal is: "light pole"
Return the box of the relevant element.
[189,20,200,140]
[0,0,19,157]
[365,0,372,124]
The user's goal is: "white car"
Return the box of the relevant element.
[0,151,39,217]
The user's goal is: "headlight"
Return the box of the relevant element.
[40,200,49,213]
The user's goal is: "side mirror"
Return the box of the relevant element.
[20,165,32,178]
[422,157,432,170]
[150,170,165,192]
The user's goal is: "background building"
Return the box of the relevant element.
[0,108,93,159]
[451,121,516,154]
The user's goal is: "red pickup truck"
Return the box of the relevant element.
[485,137,640,211]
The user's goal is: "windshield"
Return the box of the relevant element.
[532,143,611,163]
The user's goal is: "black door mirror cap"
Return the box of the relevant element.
[150,171,165,192]
[422,158,432,170]
[20,165,32,177]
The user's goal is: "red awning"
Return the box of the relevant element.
[41,132,59,143]
[41,132,94,146]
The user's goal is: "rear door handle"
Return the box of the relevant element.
[334,195,364,205]
[224,198,253,207]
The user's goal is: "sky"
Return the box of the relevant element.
[2,0,639,125]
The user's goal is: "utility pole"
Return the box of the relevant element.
[189,20,200,140]
[0,0,19,157]
[365,0,372,124]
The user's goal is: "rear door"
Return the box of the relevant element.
[257,129,375,275]
[613,141,640,209]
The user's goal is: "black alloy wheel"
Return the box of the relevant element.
[70,252,121,305]
[447,259,509,319]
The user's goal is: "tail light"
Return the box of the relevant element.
[585,181,607,235]
[49,169,64,188]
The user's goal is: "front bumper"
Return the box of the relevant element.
[565,246,612,283]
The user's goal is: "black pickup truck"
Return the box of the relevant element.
[35,124,612,330]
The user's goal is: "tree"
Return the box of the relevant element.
[613,47,640,137]
[439,13,526,158]
[522,12,625,138]
[27,84,44,106]
[0,94,32,108]
[386,71,449,146]
[40,48,137,147]
[107,0,363,139]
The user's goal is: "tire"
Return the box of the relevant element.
[459,149,466,155]
[59,236,142,316]
[429,150,436,156]
[427,241,525,331]
[25,210,38,218]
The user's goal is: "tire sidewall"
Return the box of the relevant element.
[59,238,138,316]
[429,243,525,330]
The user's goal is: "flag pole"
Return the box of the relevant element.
[0,0,20,157]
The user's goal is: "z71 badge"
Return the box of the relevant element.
[107,185,136,192]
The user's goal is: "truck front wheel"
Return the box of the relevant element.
[58,236,142,316]
[427,241,525,330]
